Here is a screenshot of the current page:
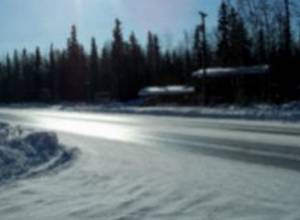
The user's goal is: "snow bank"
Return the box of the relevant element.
[55,101,300,122]
[0,123,77,185]
[2,100,300,122]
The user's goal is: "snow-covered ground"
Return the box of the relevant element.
[45,101,300,122]
[0,123,77,185]
[1,110,300,219]
[2,100,300,123]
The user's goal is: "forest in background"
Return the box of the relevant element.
[0,0,300,104]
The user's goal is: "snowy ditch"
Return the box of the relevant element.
[0,123,78,185]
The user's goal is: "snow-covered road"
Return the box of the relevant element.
[1,108,300,219]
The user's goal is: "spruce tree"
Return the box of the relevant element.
[99,46,112,96]
[256,28,267,64]
[0,62,4,102]
[49,44,59,101]
[34,47,42,100]
[21,49,31,101]
[228,7,251,66]
[146,31,154,85]
[217,1,230,66]
[5,54,12,102]
[128,32,144,97]
[111,19,125,100]
[90,37,99,101]
[65,25,87,100]
[146,32,161,85]
[12,50,21,101]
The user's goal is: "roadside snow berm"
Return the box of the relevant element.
[0,123,77,185]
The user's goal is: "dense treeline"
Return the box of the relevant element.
[0,0,300,103]
[0,21,195,103]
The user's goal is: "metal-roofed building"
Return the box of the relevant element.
[138,85,195,105]
[192,65,271,103]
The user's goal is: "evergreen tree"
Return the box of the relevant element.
[228,7,251,66]
[161,50,172,84]
[12,50,21,101]
[34,47,42,100]
[89,37,99,101]
[183,49,193,83]
[99,46,112,96]
[128,32,144,98]
[256,28,267,64]
[21,49,31,101]
[58,50,67,100]
[0,62,5,102]
[146,31,154,85]
[5,54,12,102]
[153,34,162,84]
[65,25,88,100]
[49,44,59,101]
[0,3,299,104]
[146,32,162,85]
[111,19,125,100]
[217,1,230,66]
[217,2,251,66]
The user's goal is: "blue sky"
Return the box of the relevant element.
[0,0,221,56]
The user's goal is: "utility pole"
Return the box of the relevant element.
[199,11,207,105]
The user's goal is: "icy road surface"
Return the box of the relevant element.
[1,108,300,220]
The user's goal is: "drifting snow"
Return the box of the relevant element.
[1,108,300,219]
[0,123,77,184]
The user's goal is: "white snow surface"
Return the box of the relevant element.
[139,85,195,97]
[193,65,270,77]
[1,109,300,219]
[0,123,77,184]
[49,101,300,122]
